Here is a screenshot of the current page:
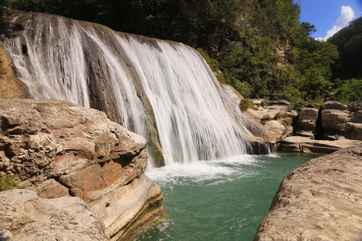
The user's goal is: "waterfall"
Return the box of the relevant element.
[3,11,254,165]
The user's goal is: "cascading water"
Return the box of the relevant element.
[3,11,255,165]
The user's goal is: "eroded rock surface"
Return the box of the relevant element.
[0,99,164,241]
[255,145,362,241]
[279,135,362,153]
[246,99,296,143]
[0,189,108,241]
[296,107,319,132]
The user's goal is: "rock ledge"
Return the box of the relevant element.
[255,145,362,241]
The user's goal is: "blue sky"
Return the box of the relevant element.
[299,0,362,40]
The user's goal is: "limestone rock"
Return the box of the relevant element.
[263,99,290,107]
[36,179,69,199]
[346,122,362,141]
[0,189,108,241]
[0,45,29,98]
[0,99,164,241]
[279,136,362,154]
[348,102,362,112]
[324,100,347,110]
[263,120,293,143]
[321,109,351,134]
[255,146,362,241]
[352,110,362,123]
[297,107,319,132]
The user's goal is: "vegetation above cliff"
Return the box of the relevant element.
[1,0,359,105]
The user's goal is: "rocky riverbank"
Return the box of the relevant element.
[237,92,362,153]
[255,145,362,241]
[0,99,164,241]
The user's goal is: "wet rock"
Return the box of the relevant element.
[0,45,29,99]
[255,145,362,241]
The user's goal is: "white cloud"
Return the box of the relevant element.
[317,5,356,41]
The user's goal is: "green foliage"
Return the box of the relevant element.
[3,0,347,105]
[330,17,362,80]
[336,79,362,103]
[240,98,255,111]
[0,175,18,191]
[197,48,227,84]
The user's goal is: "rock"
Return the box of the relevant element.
[36,179,69,199]
[0,189,108,241]
[0,99,164,241]
[321,109,351,134]
[263,99,290,107]
[294,131,314,138]
[0,45,29,98]
[348,102,362,112]
[324,100,347,110]
[255,145,362,241]
[278,136,362,154]
[219,84,271,153]
[346,122,362,141]
[352,110,362,123]
[297,107,319,131]
[263,120,293,143]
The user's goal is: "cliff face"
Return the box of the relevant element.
[0,99,164,241]
[255,146,362,241]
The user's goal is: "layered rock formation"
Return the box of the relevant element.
[244,99,296,143]
[255,145,362,241]
[0,189,108,241]
[0,99,164,241]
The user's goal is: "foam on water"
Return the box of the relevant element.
[146,155,257,184]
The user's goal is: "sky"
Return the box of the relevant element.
[298,0,362,40]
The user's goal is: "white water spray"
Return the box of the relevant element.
[4,12,255,165]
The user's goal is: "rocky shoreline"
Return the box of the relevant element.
[0,99,164,241]
[255,145,362,241]
[241,96,362,153]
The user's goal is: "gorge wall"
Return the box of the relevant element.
[1,10,258,166]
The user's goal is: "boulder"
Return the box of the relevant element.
[352,110,362,123]
[263,120,293,143]
[321,109,351,134]
[346,122,362,141]
[0,189,108,241]
[324,100,347,110]
[0,99,164,241]
[348,102,362,112]
[255,145,362,241]
[297,107,319,132]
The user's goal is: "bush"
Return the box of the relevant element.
[240,98,254,112]
[336,79,362,103]
[0,175,18,191]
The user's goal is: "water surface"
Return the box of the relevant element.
[140,153,314,241]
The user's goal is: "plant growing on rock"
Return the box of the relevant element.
[0,175,18,191]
